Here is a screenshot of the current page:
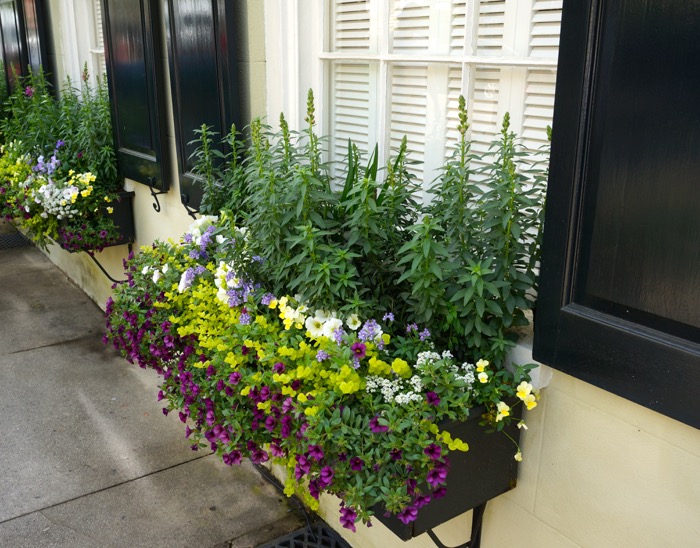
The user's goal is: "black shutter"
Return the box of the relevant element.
[533,0,700,428]
[0,0,27,88]
[163,0,241,208]
[101,0,170,190]
[0,0,53,92]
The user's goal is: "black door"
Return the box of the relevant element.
[534,0,700,428]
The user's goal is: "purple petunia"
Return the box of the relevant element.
[426,391,440,407]
[426,465,448,487]
[308,445,324,461]
[369,415,389,433]
[319,466,334,487]
[424,443,442,460]
[273,361,285,373]
[351,342,366,360]
[222,450,242,466]
[339,507,357,532]
[349,457,364,471]
[397,505,419,525]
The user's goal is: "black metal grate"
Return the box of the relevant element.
[258,524,352,548]
[0,231,32,250]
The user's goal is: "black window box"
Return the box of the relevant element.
[376,408,520,541]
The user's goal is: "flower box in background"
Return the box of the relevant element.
[376,408,520,541]
[58,190,135,253]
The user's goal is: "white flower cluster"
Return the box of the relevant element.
[214,261,240,304]
[303,308,359,339]
[366,374,423,405]
[414,350,476,387]
[34,182,80,220]
[186,215,218,244]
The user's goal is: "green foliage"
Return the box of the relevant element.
[190,90,548,365]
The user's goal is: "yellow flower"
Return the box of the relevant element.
[514,451,523,462]
[268,299,278,309]
[106,207,114,214]
[240,386,251,396]
[495,401,510,422]
[516,381,533,400]
[476,359,489,372]
[478,372,489,383]
[391,358,411,378]
[523,393,537,410]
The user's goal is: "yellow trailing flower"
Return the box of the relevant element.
[391,358,411,378]
[495,401,510,421]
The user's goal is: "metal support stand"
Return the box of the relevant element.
[180,193,199,219]
[426,502,486,548]
[147,177,167,212]
[86,243,132,284]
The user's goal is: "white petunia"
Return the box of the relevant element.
[346,314,361,331]
[322,317,343,339]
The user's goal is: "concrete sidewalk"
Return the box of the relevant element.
[0,221,304,548]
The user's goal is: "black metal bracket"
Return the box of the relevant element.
[86,243,132,284]
[181,193,199,220]
[147,177,167,212]
[426,502,486,548]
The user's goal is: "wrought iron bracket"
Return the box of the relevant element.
[86,243,133,284]
[181,193,199,220]
[147,177,167,212]
[426,502,486,548]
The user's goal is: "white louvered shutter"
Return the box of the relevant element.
[522,0,562,153]
[329,1,372,166]
[389,63,428,173]
[92,0,107,78]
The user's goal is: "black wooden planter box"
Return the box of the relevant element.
[59,190,135,252]
[376,409,520,540]
[108,190,136,247]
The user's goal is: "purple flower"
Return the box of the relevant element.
[295,455,311,480]
[397,505,419,525]
[157,390,164,401]
[308,479,321,500]
[239,311,251,325]
[319,466,334,487]
[24,86,33,97]
[270,443,285,457]
[414,494,432,509]
[339,507,357,532]
[424,443,442,460]
[349,457,364,471]
[316,350,329,362]
[351,342,366,360]
[406,323,418,333]
[432,487,447,499]
[308,445,324,461]
[426,391,440,407]
[222,451,242,466]
[358,319,380,342]
[261,293,276,305]
[426,466,448,487]
[250,448,269,464]
[264,416,277,432]
[229,372,242,385]
[419,328,431,341]
[162,408,169,416]
[55,139,65,149]
[382,312,394,322]
[273,361,285,373]
[369,415,389,433]
[390,448,402,461]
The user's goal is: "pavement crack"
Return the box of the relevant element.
[4,334,104,357]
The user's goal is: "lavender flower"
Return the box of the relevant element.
[419,328,431,341]
[316,350,329,362]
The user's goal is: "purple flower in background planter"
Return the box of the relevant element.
[250,448,269,464]
[228,372,241,385]
[273,361,285,373]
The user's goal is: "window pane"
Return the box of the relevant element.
[331,0,371,53]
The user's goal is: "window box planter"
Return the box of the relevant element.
[58,190,135,253]
[376,407,520,541]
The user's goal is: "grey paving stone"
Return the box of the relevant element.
[34,456,303,548]
[0,335,201,522]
